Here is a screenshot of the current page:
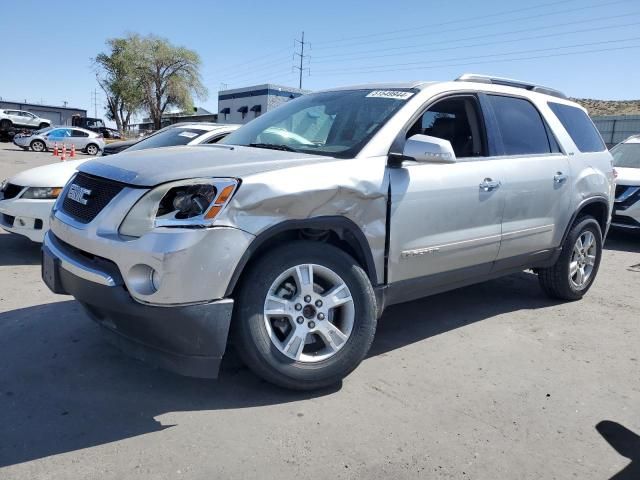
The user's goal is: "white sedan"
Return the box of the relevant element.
[0,123,239,242]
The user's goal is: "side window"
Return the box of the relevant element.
[71,129,88,137]
[548,102,605,153]
[407,96,486,158]
[488,95,552,155]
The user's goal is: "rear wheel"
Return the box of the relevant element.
[30,140,46,152]
[0,119,11,130]
[233,241,377,390]
[85,143,99,156]
[538,216,603,300]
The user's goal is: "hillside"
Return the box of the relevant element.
[572,98,640,116]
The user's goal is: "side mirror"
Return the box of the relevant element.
[401,134,457,164]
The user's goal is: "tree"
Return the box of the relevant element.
[94,38,144,134]
[131,34,207,130]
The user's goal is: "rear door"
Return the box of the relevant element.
[70,128,90,148]
[483,94,572,263]
[388,94,505,285]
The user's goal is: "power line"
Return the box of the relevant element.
[313,0,579,46]
[293,31,310,89]
[313,0,633,51]
[312,11,638,60]
[311,20,639,65]
[310,44,640,77]
[313,36,640,75]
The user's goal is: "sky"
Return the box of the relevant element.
[2,0,639,125]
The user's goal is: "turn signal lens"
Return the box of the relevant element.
[204,184,237,219]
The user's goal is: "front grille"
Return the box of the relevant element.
[61,172,125,224]
[1,183,23,200]
[614,185,640,210]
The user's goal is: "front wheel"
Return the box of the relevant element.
[38,123,49,129]
[538,216,603,300]
[30,140,46,152]
[233,241,377,390]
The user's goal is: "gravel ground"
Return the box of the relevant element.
[0,141,638,479]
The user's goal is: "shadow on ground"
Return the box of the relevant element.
[0,232,41,266]
[605,230,640,254]
[596,420,640,479]
[0,270,558,468]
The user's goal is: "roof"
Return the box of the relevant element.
[0,100,86,112]
[219,83,309,96]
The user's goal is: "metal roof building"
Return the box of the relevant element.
[592,115,640,147]
[0,100,86,126]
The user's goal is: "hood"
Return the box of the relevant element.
[78,144,331,186]
[9,159,90,188]
[615,166,640,186]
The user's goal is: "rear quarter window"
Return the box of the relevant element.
[548,102,605,153]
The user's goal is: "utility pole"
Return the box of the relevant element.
[294,31,310,89]
[91,89,98,118]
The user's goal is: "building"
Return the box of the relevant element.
[217,84,309,124]
[0,100,86,126]
[132,107,218,132]
[591,115,640,148]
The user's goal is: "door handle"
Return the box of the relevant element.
[554,172,568,184]
[479,178,501,192]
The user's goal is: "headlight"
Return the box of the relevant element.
[21,187,63,199]
[119,178,239,237]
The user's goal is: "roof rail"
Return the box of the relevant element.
[455,73,567,99]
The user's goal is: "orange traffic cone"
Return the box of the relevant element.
[61,144,66,161]
[70,144,76,158]
[52,143,58,156]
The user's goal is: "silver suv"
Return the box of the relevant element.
[42,74,615,390]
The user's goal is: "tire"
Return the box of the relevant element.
[38,123,49,130]
[85,143,99,156]
[538,216,603,300]
[30,140,46,152]
[0,119,11,130]
[233,241,377,390]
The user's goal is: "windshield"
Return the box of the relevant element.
[611,142,640,168]
[34,126,53,135]
[221,89,416,158]
[125,127,208,152]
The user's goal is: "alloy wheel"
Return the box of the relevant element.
[263,263,355,362]
[569,230,597,289]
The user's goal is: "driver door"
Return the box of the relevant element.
[388,95,505,289]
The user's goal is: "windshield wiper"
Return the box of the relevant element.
[248,143,297,152]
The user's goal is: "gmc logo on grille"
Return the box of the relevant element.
[67,184,92,205]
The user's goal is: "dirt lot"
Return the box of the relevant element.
[0,141,638,479]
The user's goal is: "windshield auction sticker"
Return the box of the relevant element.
[366,90,415,100]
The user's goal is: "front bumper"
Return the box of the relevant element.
[0,198,53,242]
[42,233,234,378]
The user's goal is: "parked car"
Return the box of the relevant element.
[0,109,51,130]
[610,135,640,231]
[42,75,614,390]
[102,123,239,157]
[13,126,105,155]
[0,123,239,242]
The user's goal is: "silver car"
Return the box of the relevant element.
[42,74,615,390]
[14,126,105,155]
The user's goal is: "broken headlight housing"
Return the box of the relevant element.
[119,178,239,237]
